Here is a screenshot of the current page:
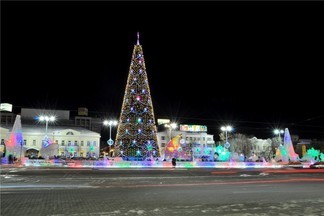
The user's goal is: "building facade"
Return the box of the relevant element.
[157,128,215,161]
[0,125,100,158]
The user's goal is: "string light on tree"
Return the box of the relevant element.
[115,32,159,159]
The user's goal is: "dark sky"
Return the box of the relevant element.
[2,1,324,139]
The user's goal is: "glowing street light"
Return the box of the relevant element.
[103,120,118,147]
[221,125,233,148]
[274,129,284,145]
[38,115,55,146]
[165,122,177,141]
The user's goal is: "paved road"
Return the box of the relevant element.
[1,167,324,216]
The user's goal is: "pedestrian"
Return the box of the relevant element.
[172,158,176,168]
[8,154,13,164]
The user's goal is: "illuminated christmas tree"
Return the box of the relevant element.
[115,33,159,159]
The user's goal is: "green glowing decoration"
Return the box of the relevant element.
[307,147,320,158]
[90,146,94,151]
[215,145,224,154]
[147,144,153,151]
[69,147,74,153]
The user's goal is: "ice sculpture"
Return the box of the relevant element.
[283,128,299,162]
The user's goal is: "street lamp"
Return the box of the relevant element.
[103,120,118,147]
[165,122,177,141]
[273,129,284,145]
[38,115,55,147]
[221,125,233,148]
[19,140,23,165]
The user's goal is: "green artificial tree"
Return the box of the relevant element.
[115,33,159,159]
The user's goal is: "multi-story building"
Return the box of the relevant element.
[157,124,215,160]
[1,107,102,159]
[0,124,100,158]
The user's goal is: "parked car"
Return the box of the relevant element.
[309,162,324,169]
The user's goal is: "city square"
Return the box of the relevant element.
[1,1,324,216]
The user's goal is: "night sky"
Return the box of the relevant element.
[2,2,324,139]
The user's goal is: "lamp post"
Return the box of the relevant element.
[38,115,55,147]
[19,140,23,165]
[273,129,284,145]
[103,120,118,156]
[165,122,177,141]
[221,125,233,149]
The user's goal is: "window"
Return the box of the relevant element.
[74,141,78,146]
[87,141,90,146]
[55,140,58,144]
[61,140,65,146]
[203,137,205,141]
[33,140,36,146]
[194,143,200,147]
[1,139,5,145]
[68,141,71,146]
[81,141,84,146]
[93,141,97,147]
[80,152,83,157]
[161,136,165,141]
[23,140,27,145]
[161,143,166,147]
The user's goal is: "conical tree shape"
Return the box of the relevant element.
[283,128,299,162]
[5,115,24,158]
[115,34,159,159]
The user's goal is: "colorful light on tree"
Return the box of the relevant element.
[115,33,159,159]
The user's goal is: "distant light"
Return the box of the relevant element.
[274,129,284,135]
[221,125,233,132]
[103,120,118,126]
[38,115,55,122]
[170,123,177,129]
[226,126,233,132]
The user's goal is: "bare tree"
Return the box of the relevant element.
[228,133,251,157]
[270,137,280,159]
